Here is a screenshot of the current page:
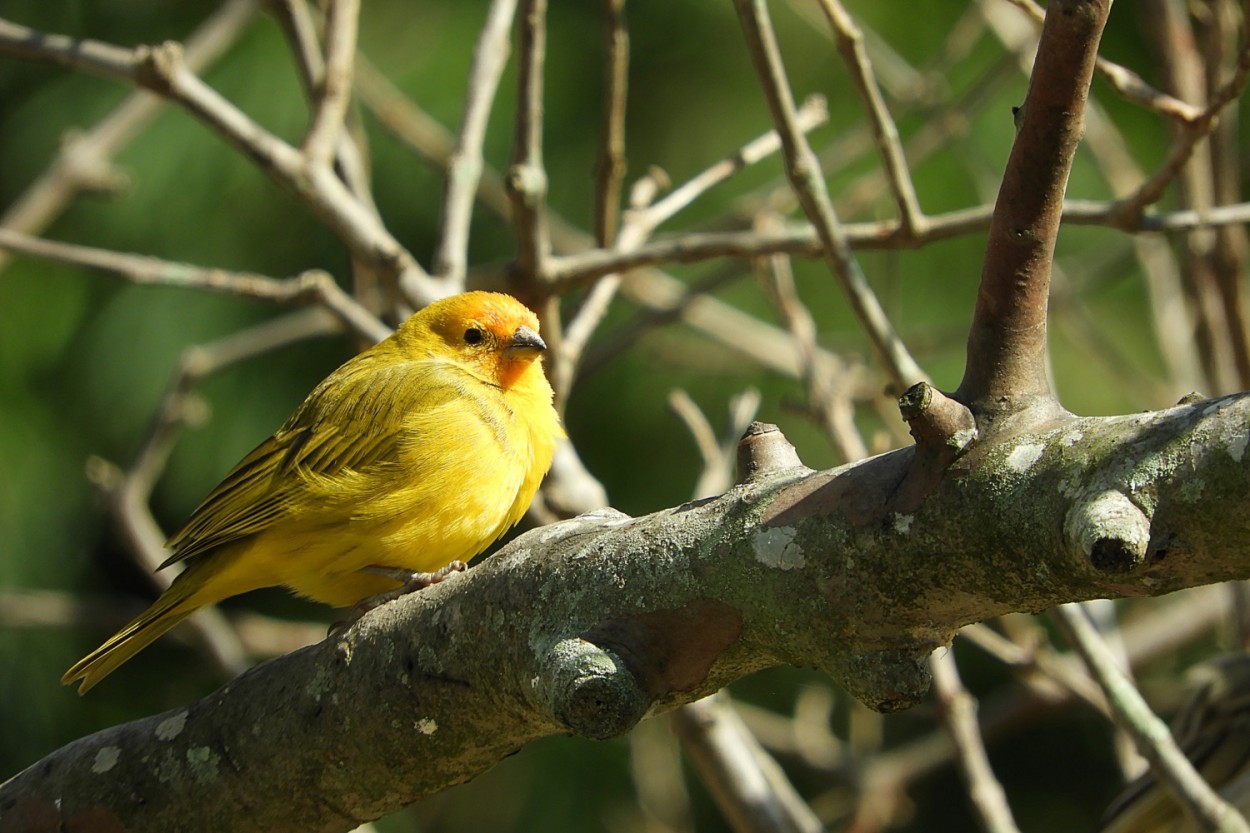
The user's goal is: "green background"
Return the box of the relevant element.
[0,2,1217,830]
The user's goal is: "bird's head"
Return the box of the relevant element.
[399,291,551,392]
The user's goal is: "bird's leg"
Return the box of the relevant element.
[329,561,468,634]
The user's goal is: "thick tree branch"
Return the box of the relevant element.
[7,395,1250,830]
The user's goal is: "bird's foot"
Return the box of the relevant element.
[329,561,468,635]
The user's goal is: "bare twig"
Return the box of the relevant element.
[0,17,443,307]
[668,388,761,499]
[300,0,360,167]
[814,0,925,237]
[1119,9,1250,224]
[551,100,828,406]
[507,0,552,286]
[629,717,695,833]
[626,96,828,242]
[268,0,378,217]
[431,0,518,286]
[1000,0,1205,122]
[1202,0,1250,391]
[734,0,925,392]
[672,694,824,833]
[593,0,629,248]
[0,229,390,343]
[931,649,1022,833]
[0,0,257,273]
[543,194,1250,295]
[1053,604,1250,833]
[550,101,825,402]
[756,232,868,463]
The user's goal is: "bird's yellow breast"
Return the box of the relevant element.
[216,377,559,608]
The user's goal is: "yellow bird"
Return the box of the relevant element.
[63,291,563,693]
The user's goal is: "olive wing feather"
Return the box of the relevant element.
[160,355,460,568]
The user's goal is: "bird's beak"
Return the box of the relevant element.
[506,325,547,359]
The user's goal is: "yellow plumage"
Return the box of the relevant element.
[63,291,563,693]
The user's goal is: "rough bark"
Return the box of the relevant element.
[4,393,1250,832]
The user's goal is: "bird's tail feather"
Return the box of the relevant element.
[61,573,203,695]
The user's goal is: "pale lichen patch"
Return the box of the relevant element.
[892,514,913,534]
[186,746,220,781]
[1005,443,1045,473]
[415,718,438,735]
[305,665,333,702]
[155,711,188,741]
[1227,432,1248,463]
[91,746,120,774]
[752,526,805,571]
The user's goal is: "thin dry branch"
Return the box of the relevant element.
[0,17,444,307]
[1053,604,1250,833]
[814,0,925,237]
[593,0,629,248]
[545,198,1250,292]
[1001,0,1205,122]
[507,0,552,286]
[672,694,824,833]
[268,0,379,227]
[734,0,925,393]
[1118,10,1250,223]
[431,0,518,286]
[930,649,1022,833]
[551,100,830,408]
[0,229,390,343]
[300,0,360,167]
[757,235,868,463]
[0,0,257,273]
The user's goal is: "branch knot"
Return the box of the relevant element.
[736,422,805,484]
[1065,489,1151,573]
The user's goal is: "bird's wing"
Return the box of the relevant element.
[160,354,459,567]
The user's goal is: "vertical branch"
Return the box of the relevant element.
[545,0,629,409]
[594,0,629,248]
[733,0,925,393]
[431,0,519,286]
[508,0,552,286]
[1140,0,1229,393]
[930,649,1022,833]
[300,0,360,168]
[956,0,1109,418]
[269,0,376,208]
[755,229,868,463]
[1202,0,1250,388]
[270,0,386,314]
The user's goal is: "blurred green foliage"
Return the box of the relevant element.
[0,1,1224,830]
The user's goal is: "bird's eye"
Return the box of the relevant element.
[464,327,485,345]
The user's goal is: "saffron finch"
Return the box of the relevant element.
[63,291,563,693]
